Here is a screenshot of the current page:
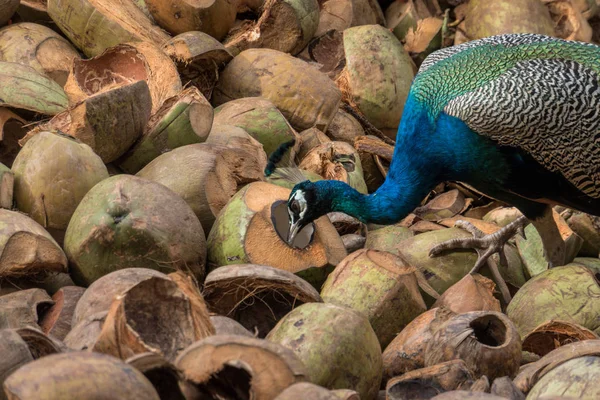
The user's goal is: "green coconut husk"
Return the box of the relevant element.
[365,224,414,254]
[213,48,341,132]
[266,302,382,400]
[526,356,600,399]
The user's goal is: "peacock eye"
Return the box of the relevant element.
[290,200,300,215]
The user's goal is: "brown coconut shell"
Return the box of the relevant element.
[203,264,321,337]
[0,108,26,168]
[298,127,331,161]
[0,163,12,209]
[0,288,53,330]
[432,273,501,314]
[274,382,342,400]
[326,107,365,144]
[92,276,215,362]
[0,329,34,397]
[547,0,593,42]
[210,315,254,337]
[313,0,384,38]
[424,311,522,381]
[126,352,191,400]
[14,326,66,357]
[38,286,85,341]
[413,190,471,222]
[175,335,308,400]
[386,360,476,400]
[522,320,599,357]
[63,311,107,351]
[382,307,456,380]
[490,377,525,400]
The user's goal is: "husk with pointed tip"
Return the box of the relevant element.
[203,264,321,338]
[432,273,501,314]
[118,86,213,173]
[93,276,214,362]
[47,0,171,57]
[0,108,26,168]
[175,335,308,400]
[12,131,109,234]
[137,142,266,234]
[267,302,382,400]
[0,209,67,278]
[213,48,342,132]
[321,249,428,348]
[522,320,599,357]
[64,175,207,286]
[0,288,53,330]
[38,286,85,341]
[206,181,346,289]
[4,351,160,400]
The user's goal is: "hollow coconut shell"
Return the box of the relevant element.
[522,320,599,358]
[64,42,182,115]
[175,335,308,400]
[213,48,341,132]
[47,0,171,58]
[117,86,214,173]
[506,264,600,338]
[64,174,207,286]
[267,302,382,400]
[12,131,109,235]
[63,311,107,351]
[125,352,191,400]
[136,142,266,234]
[0,209,67,279]
[206,181,347,289]
[203,264,321,338]
[3,351,160,400]
[320,249,428,348]
[424,311,522,381]
[0,107,26,168]
[0,288,53,330]
[38,286,86,341]
[561,210,600,257]
[338,25,415,139]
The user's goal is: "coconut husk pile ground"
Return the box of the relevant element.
[0,0,599,399]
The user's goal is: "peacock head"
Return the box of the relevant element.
[286,180,332,244]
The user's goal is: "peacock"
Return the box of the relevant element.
[279,33,600,293]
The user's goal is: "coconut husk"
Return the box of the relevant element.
[4,351,160,399]
[175,335,308,400]
[213,48,341,132]
[321,249,430,348]
[341,234,366,253]
[117,86,213,173]
[469,376,490,393]
[432,273,501,314]
[303,30,345,79]
[382,307,456,380]
[0,273,74,297]
[137,142,266,234]
[560,209,600,257]
[12,131,109,235]
[203,264,321,338]
[64,42,181,115]
[0,108,26,168]
[424,311,522,381]
[413,189,471,222]
[267,302,382,400]
[210,315,254,337]
[299,141,368,194]
[0,288,53,330]
[385,0,420,40]
[93,276,214,362]
[328,212,366,237]
[365,224,414,254]
[482,207,523,227]
[430,392,506,400]
[490,377,525,400]
[522,320,599,357]
[326,107,364,144]
[0,0,18,26]
[0,22,81,87]
[206,181,347,289]
[464,201,506,220]
[527,355,600,398]
[275,382,342,400]
[0,209,67,279]
[167,270,215,338]
[162,31,233,99]
[0,329,34,399]
[224,0,319,56]
[47,0,170,57]
[126,352,191,400]
[64,175,207,286]
[144,0,236,40]
[297,127,331,161]
[38,286,85,341]
[16,1,52,25]
[63,311,107,351]
[354,136,387,193]
[0,163,12,209]
[545,0,593,42]
[313,0,384,38]
[14,326,67,357]
[410,221,446,234]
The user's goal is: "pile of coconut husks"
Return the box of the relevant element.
[0,0,600,399]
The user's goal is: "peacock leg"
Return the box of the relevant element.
[529,206,566,268]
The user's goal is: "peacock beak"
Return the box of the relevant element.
[287,219,301,245]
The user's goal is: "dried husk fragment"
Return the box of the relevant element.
[0,108,26,167]
[560,209,600,256]
[431,273,501,314]
[299,141,368,194]
[137,142,266,234]
[144,0,237,40]
[3,351,160,400]
[424,311,522,381]
[210,315,254,337]
[382,307,456,380]
[0,329,33,400]
[224,0,320,56]
[413,190,469,222]
[386,360,476,400]
[47,0,171,57]
[267,302,382,400]
[0,209,67,279]
[38,286,85,340]
[213,48,341,132]
[0,61,68,115]
[506,264,600,338]
[12,131,109,237]
[338,25,415,139]
[212,97,298,156]
[526,356,600,399]
[521,320,598,358]
[117,86,213,173]
[0,288,53,330]
[64,175,207,286]
[0,163,12,209]
[385,0,420,41]
[64,42,181,115]
[126,352,191,400]
[321,249,428,348]
[203,264,321,338]
[72,268,167,327]
[0,22,81,87]
[206,181,346,289]
[275,382,342,400]
[162,31,233,99]
[93,276,214,362]
[175,335,308,400]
